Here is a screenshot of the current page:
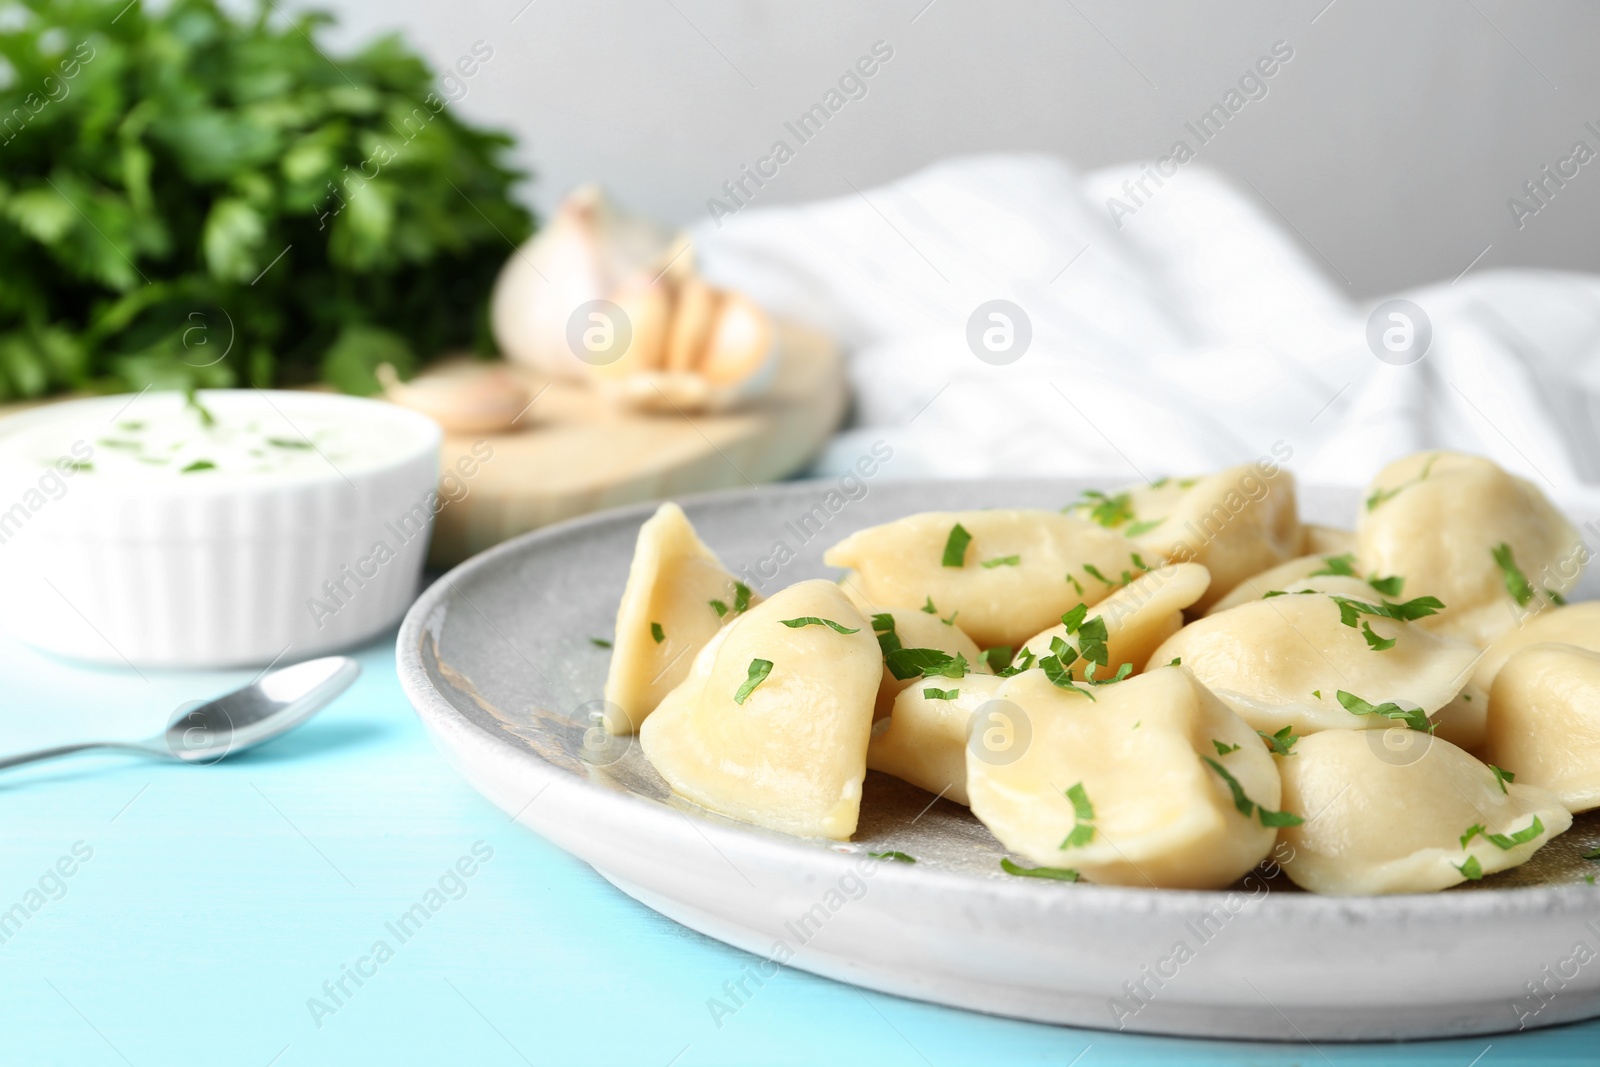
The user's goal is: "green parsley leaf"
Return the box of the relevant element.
[180,459,217,473]
[1130,552,1150,570]
[1469,816,1546,850]
[884,648,969,681]
[981,646,1015,672]
[1258,808,1305,828]
[1311,689,1322,699]
[184,386,216,428]
[1489,764,1515,794]
[1460,824,1485,849]
[1455,855,1484,881]
[997,647,1038,678]
[1258,726,1300,756]
[942,523,972,567]
[1065,573,1085,595]
[650,622,665,644]
[1000,858,1079,881]
[1076,616,1110,670]
[1061,603,1089,633]
[709,599,729,619]
[1059,782,1096,849]
[1262,590,1289,599]
[1212,740,1241,755]
[1202,757,1304,826]
[1583,847,1600,861]
[1040,652,1092,698]
[1548,588,1569,606]
[1361,620,1397,652]
[923,687,959,700]
[1335,690,1433,732]
[1087,662,1134,686]
[1310,553,1359,578]
[734,659,773,704]
[872,613,902,656]
[868,850,916,863]
[779,616,862,634]
[1367,575,1405,596]
[981,555,1021,568]
[1177,477,1199,489]
[266,437,313,450]
[1168,657,1182,667]
[1082,563,1114,586]
[1074,489,1135,528]
[1366,454,1439,511]
[589,637,612,648]
[1124,519,1163,536]
[733,582,753,615]
[921,596,938,614]
[941,610,959,626]
[1491,543,1536,607]
[1329,594,1445,629]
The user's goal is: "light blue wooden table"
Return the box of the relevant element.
[2,623,1595,1066]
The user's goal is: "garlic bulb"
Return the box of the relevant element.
[490,185,670,380]
[376,361,533,435]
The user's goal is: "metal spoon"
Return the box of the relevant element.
[0,656,360,771]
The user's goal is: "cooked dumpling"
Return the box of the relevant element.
[1148,591,1479,735]
[823,510,1145,648]
[966,667,1282,889]
[1018,563,1210,679]
[867,608,989,719]
[1277,729,1571,895]
[1205,553,1398,616]
[604,502,760,732]
[866,675,1006,806]
[1482,643,1600,812]
[1471,601,1600,693]
[1096,465,1303,613]
[639,580,879,839]
[1356,451,1582,646]
[1430,680,1490,753]
[1302,524,1356,556]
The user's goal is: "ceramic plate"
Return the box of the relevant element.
[396,478,1600,1041]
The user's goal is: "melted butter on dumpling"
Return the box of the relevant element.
[1018,563,1210,679]
[866,674,1006,806]
[639,580,879,839]
[603,502,761,733]
[1356,451,1582,646]
[1095,463,1302,613]
[823,510,1144,648]
[1148,591,1479,735]
[1483,643,1600,812]
[1277,729,1570,895]
[966,667,1282,889]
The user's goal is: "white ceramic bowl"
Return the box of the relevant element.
[0,389,441,668]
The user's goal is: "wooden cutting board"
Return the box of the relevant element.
[427,319,846,566]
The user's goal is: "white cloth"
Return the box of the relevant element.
[692,154,1600,500]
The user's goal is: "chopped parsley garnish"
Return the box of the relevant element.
[180,459,216,473]
[1168,657,1182,667]
[1149,477,1169,489]
[884,648,969,681]
[1548,588,1569,606]
[1202,757,1304,826]
[1060,783,1096,849]
[1462,817,1545,850]
[1311,689,1321,699]
[1065,573,1084,595]
[98,438,140,450]
[1456,855,1484,881]
[650,622,665,644]
[921,596,938,614]
[184,385,216,428]
[63,460,93,471]
[1335,690,1433,732]
[1258,726,1300,756]
[1039,640,1094,698]
[1491,543,1536,607]
[1366,454,1438,511]
[1087,662,1133,686]
[1000,858,1079,881]
[1082,563,1114,586]
[923,687,959,700]
[1361,621,1397,652]
[1129,552,1150,571]
[941,523,972,567]
[1125,519,1163,536]
[266,437,313,449]
[709,599,729,618]
[1367,575,1404,596]
[868,850,916,863]
[982,646,1014,672]
[1489,764,1515,794]
[1073,489,1135,528]
[733,581,753,615]
[1329,594,1445,628]
[941,610,959,626]
[734,658,773,704]
[981,555,1021,568]
[1060,603,1088,632]
[1583,847,1600,861]
[1212,740,1241,755]
[119,420,144,431]
[589,637,612,648]
[1177,477,1199,489]
[1075,617,1110,673]
[1311,553,1359,578]
[872,613,901,656]
[780,616,861,634]
[996,647,1038,678]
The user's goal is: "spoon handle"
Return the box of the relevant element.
[0,742,151,772]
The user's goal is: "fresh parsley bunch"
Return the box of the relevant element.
[0,0,533,399]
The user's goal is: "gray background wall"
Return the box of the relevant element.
[314,0,1600,299]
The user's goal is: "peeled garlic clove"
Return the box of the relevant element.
[589,280,670,379]
[665,276,718,373]
[376,361,533,435]
[698,290,773,387]
[599,371,713,413]
[490,184,670,380]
